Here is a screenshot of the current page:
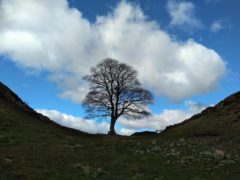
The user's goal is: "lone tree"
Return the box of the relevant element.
[83,58,153,135]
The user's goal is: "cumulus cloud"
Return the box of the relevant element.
[49,73,89,103]
[36,109,109,134]
[167,0,202,29]
[118,128,136,136]
[118,100,207,132]
[0,0,225,102]
[37,100,207,135]
[210,21,223,32]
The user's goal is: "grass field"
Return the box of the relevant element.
[1,83,240,179]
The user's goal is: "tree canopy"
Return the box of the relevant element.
[83,58,153,135]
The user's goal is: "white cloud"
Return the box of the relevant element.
[49,73,89,103]
[118,128,136,136]
[36,109,109,134]
[167,0,202,29]
[37,108,135,135]
[0,0,225,102]
[210,21,223,32]
[118,100,206,132]
[37,100,206,135]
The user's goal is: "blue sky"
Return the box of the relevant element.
[0,0,239,135]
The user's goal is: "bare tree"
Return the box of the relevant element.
[82,58,153,135]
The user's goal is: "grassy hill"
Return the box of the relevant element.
[162,91,240,139]
[1,82,240,179]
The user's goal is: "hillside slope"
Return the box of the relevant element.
[0,81,88,135]
[162,91,240,139]
[1,82,240,179]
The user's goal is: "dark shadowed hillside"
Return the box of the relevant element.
[1,81,240,179]
[162,91,240,139]
[0,81,88,135]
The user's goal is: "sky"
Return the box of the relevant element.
[0,0,239,135]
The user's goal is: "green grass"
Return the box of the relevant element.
[1,103,240,180]
[1,87,240,179]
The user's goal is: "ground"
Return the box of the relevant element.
[1,107,240,180]
[1,83,240,179]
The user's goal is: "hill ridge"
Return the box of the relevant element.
[162,91,240,138]
[0,81,88,135]
[1,81,240,179]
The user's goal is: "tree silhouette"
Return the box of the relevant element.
[83,58,153,135]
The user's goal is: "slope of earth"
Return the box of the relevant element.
[162,91,240,140]
[1,81,240,179]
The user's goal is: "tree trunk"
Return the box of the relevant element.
[108,118,117,135]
